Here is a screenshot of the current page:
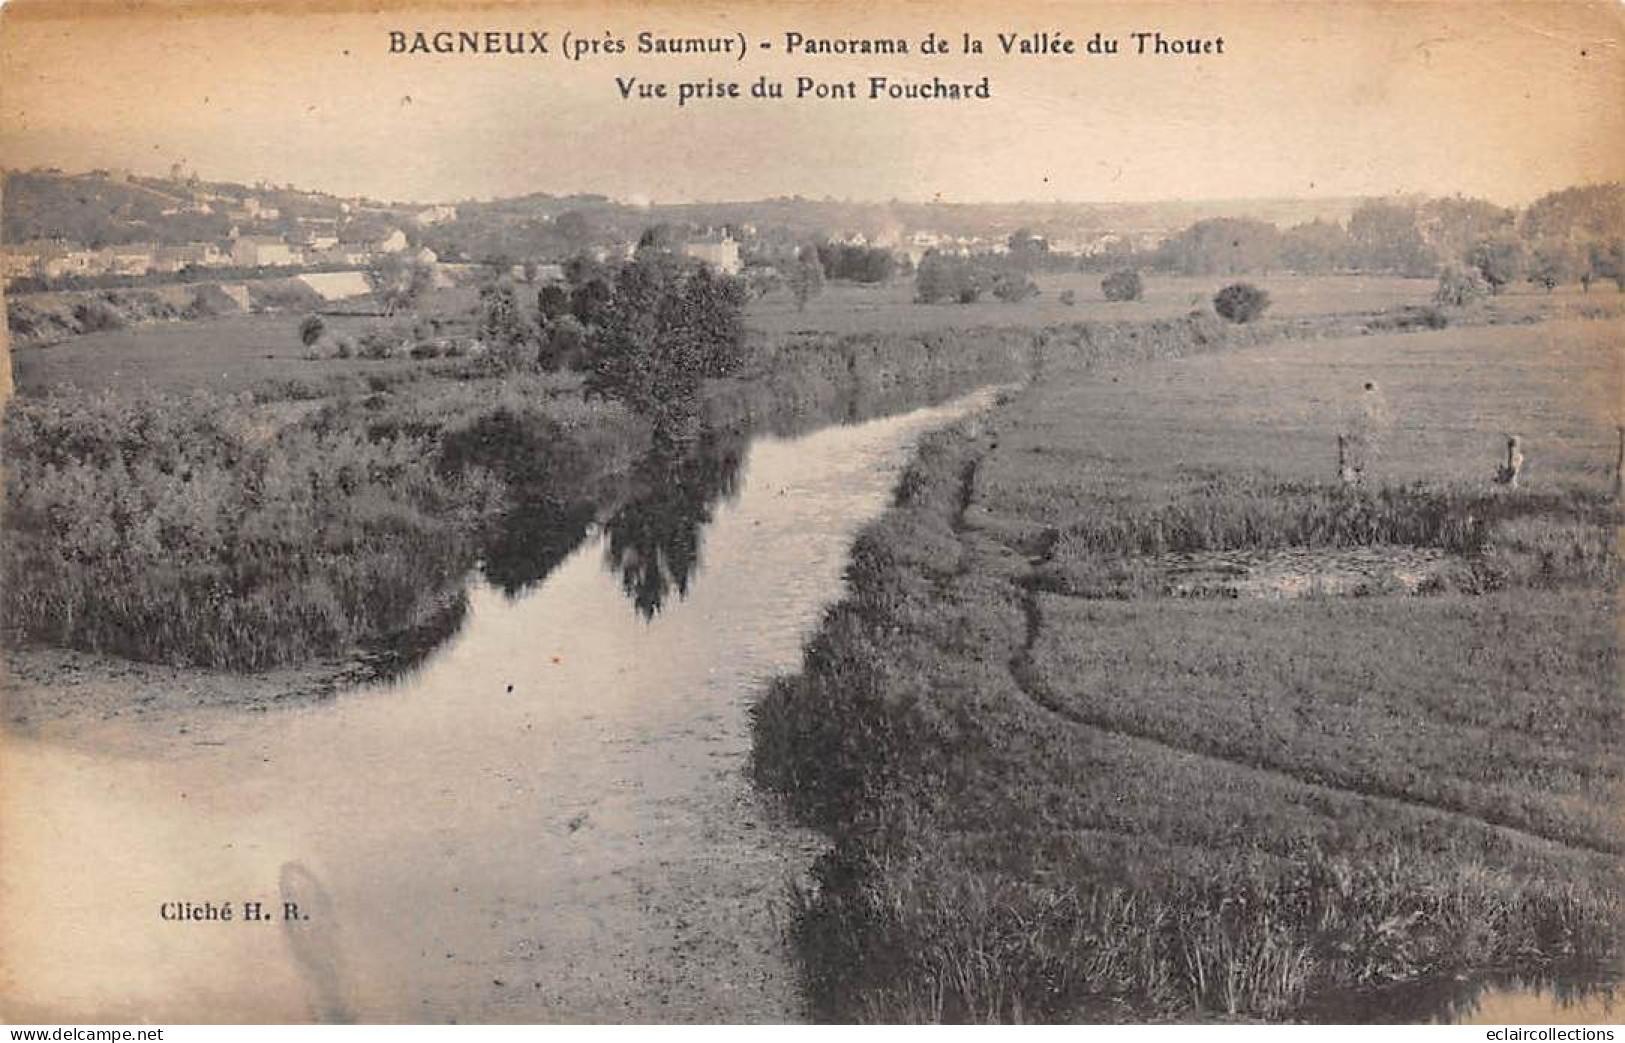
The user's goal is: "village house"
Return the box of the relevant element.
[105,243,158,276]
[153,242,226,272]
[683,233,741,275]
[231,235,301,268]
[412,204,458,227]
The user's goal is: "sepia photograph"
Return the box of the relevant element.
[0,0,1622,1028]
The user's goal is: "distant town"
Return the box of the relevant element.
[1,164,1362,294]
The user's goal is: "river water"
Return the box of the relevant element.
[0,391,995,1023]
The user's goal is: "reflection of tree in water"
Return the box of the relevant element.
[482,497,597,597]
[601,427,748,619]
[439,407,602,598]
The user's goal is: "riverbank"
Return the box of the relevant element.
[1,388,996,1022]
[8,296,1622,715]
[751,316,1623,1021]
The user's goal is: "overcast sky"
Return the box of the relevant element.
[2,1,1621,205]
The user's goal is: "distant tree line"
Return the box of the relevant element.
[1136,184,1625,291]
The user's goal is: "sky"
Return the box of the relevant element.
[1,0,1622,206]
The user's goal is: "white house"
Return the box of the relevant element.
[684,234,741,275]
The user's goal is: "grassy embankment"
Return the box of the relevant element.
[751,318,1622,1021]
[0,306,1044,672]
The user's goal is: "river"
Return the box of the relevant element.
[0,390,996,1023]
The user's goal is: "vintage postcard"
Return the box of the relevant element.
[1,0,1622,1027]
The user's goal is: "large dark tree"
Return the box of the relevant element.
[583,258,748,441]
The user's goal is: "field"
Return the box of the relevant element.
[12,274,1621,400]
[751,316,1623,1021]
[7,287,485,396]
[745,272,1622,338]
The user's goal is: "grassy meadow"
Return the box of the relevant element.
[751,315,1623,1021]
[745,272,1624,339]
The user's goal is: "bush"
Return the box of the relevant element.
[1368,305,1449,332]
[358,324,408,360]
[1101,269,1144,302]
[299,314,326,348]
[1059,289,1077,307]
[1434,264,1489,307]
[991,270,1038,303]
[1213,282,1271,323]
[333,337,354,359]
[71,299,125,333]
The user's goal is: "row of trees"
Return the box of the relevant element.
[1146,184,1625,291]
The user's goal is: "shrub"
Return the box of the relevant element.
[299,314,326,348]
[1101,269,1144,302]
[333,337,354,359]
[1059,289,1077,307]
[1368,305,1449,332]
[71,299,125,333]
[991,270,1038,303]
[358,324,408,360]
[1213,282,1271,323]
[1434,264,1489,307]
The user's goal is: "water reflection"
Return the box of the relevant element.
[481,498,597,597]
[469,370,1017,620]
[601,428,748,619]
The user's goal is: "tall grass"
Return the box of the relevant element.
[750,314,1622,1021]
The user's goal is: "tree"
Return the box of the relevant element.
[477,281,534,369]
[570,276,614,327]
[1588,239,1625,291]
[298,314,325,347]
[1433,264,1488,307]
[787,246,825,310]
[1158,218,1282,276]
[1528,238,1582,292]
[1213,282,1270,323]
[536,283,572,322]
[553,210,595,254]
[1280,219,1351,273]
[365,253,434,316]
[914,250,962,304]
[583,259,748,440]
[1006,228,1049,271]
[1418,195,1514,266]
[1346,199,1434,275]
[1468,232,1526,294]
[1101,269,1144,301]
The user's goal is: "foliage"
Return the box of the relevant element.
[1345,200,1435,277]
[1434,264,1488,307]
[1156,218,1283,276]
[476,281,536,371]
[1528,238,1583,292]
[1469,232,1526,294]
[1,390,500,670]
[1213,282,1271,323]
[299,314,326,347]
[582,258,748,434]
[1101,268,1144,302]
[365,252,435,316]
[788,245,827,310]
[816,242,896,283]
